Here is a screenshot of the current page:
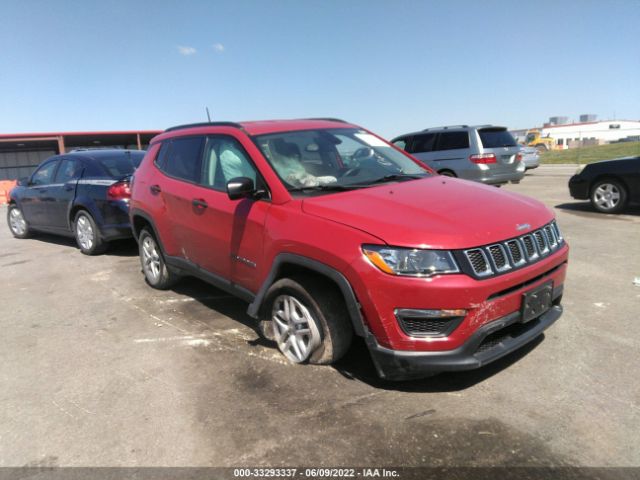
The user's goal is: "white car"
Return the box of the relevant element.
[519,145,540,170]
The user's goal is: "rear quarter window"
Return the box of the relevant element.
[478,129,517,148]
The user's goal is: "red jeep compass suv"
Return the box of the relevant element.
[130,119,568,380]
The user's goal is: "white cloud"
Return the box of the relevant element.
[177,46,197,56]
[212,43,225,53]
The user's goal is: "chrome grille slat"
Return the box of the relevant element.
[463,221,564,278]
[487,244,511,272]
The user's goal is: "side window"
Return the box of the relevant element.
[436,132,469,151]
[155,142,170,169]
[162,137,204,183]
[412,133,437,153]
[30,161,58,186]
[201,136,257,190]
[54,159,82,183]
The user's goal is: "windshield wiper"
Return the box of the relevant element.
[353,173,427,186]
[288,184,359,193]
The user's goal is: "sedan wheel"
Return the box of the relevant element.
[75,214,94,251]
[271,294,322,363]
[8,207,28,237]
[591,179,627,214]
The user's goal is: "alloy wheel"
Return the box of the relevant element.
[9,208,27,236]
[272,295,322,363]
[141,235,162,283]
[75,215,94,250]
[593,183,621,211]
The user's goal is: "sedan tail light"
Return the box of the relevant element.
[469,153,497,164]
[516,153,523,162]
[107,181,131,200]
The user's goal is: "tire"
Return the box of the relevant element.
[138,228,179,289]
[438,170,456,178]
[73,210,107,255]
[534,144,548,154]
[263,276,353,365]
[7,204,31,239]
[590,178,628,214]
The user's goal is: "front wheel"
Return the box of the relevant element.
[7,204,31,239]
[264,276,353,365]
[590,179,628,214]
[74,211,107,255]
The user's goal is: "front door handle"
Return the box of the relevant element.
[192,198,208,209]
[150,184,161,194]
[64,185,74,191]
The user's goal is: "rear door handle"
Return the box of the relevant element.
[192,198,208,209]
[150,184,161,194]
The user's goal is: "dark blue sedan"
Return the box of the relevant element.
[6,149,145,254]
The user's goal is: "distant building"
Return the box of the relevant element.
[0,130,160,180]
[540,120,640,148]
[511,117,640,149]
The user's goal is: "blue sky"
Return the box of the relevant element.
[0,0,638,138]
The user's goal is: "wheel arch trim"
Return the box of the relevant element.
[247,253,367,337]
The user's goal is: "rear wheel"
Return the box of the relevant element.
[590,179,627,214]
[438,170,456,177]
[74,211,107,255]
[138,228,179,289]
[7,204,31,239]
[264,276,353,365]
[534,144,548,154]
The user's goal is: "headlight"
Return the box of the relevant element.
[362,245,460,276]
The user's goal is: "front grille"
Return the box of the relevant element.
[534,230,549,254]
[506,240,524,266]
[522,235,537,259]
[465,249,491,276]
[462,221,564,278]
[544,225,557,247]
[488,244,509,272]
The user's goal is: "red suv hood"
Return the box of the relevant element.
[301,177,553,249]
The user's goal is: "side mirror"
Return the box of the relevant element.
[17,177,29,187]
[226,177,256,200]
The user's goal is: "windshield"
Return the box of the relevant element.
[253,128,429,192]
[478,128,517,148]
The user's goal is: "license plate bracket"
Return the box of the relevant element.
[521,280,553,323]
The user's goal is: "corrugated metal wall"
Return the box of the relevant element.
[0,150,55,180]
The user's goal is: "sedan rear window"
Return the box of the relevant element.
[478,129,517,148]
[99,152,145,177]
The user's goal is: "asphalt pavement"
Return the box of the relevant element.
[0,164,638,468]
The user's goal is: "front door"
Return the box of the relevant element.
[187,135,269,292]
[22,160,60,227]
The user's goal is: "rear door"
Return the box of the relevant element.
[155,136,207,261]
[476,127,521,175]
[44,157,83,230]
[430,131,470,172]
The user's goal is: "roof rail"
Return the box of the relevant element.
[164,122,243,132]
[302,117,348,123]
[423,124,468,131]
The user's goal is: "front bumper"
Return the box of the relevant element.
[568,175,589,199]
[366,292,563,381]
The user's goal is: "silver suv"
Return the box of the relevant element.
[391,125,525,185]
